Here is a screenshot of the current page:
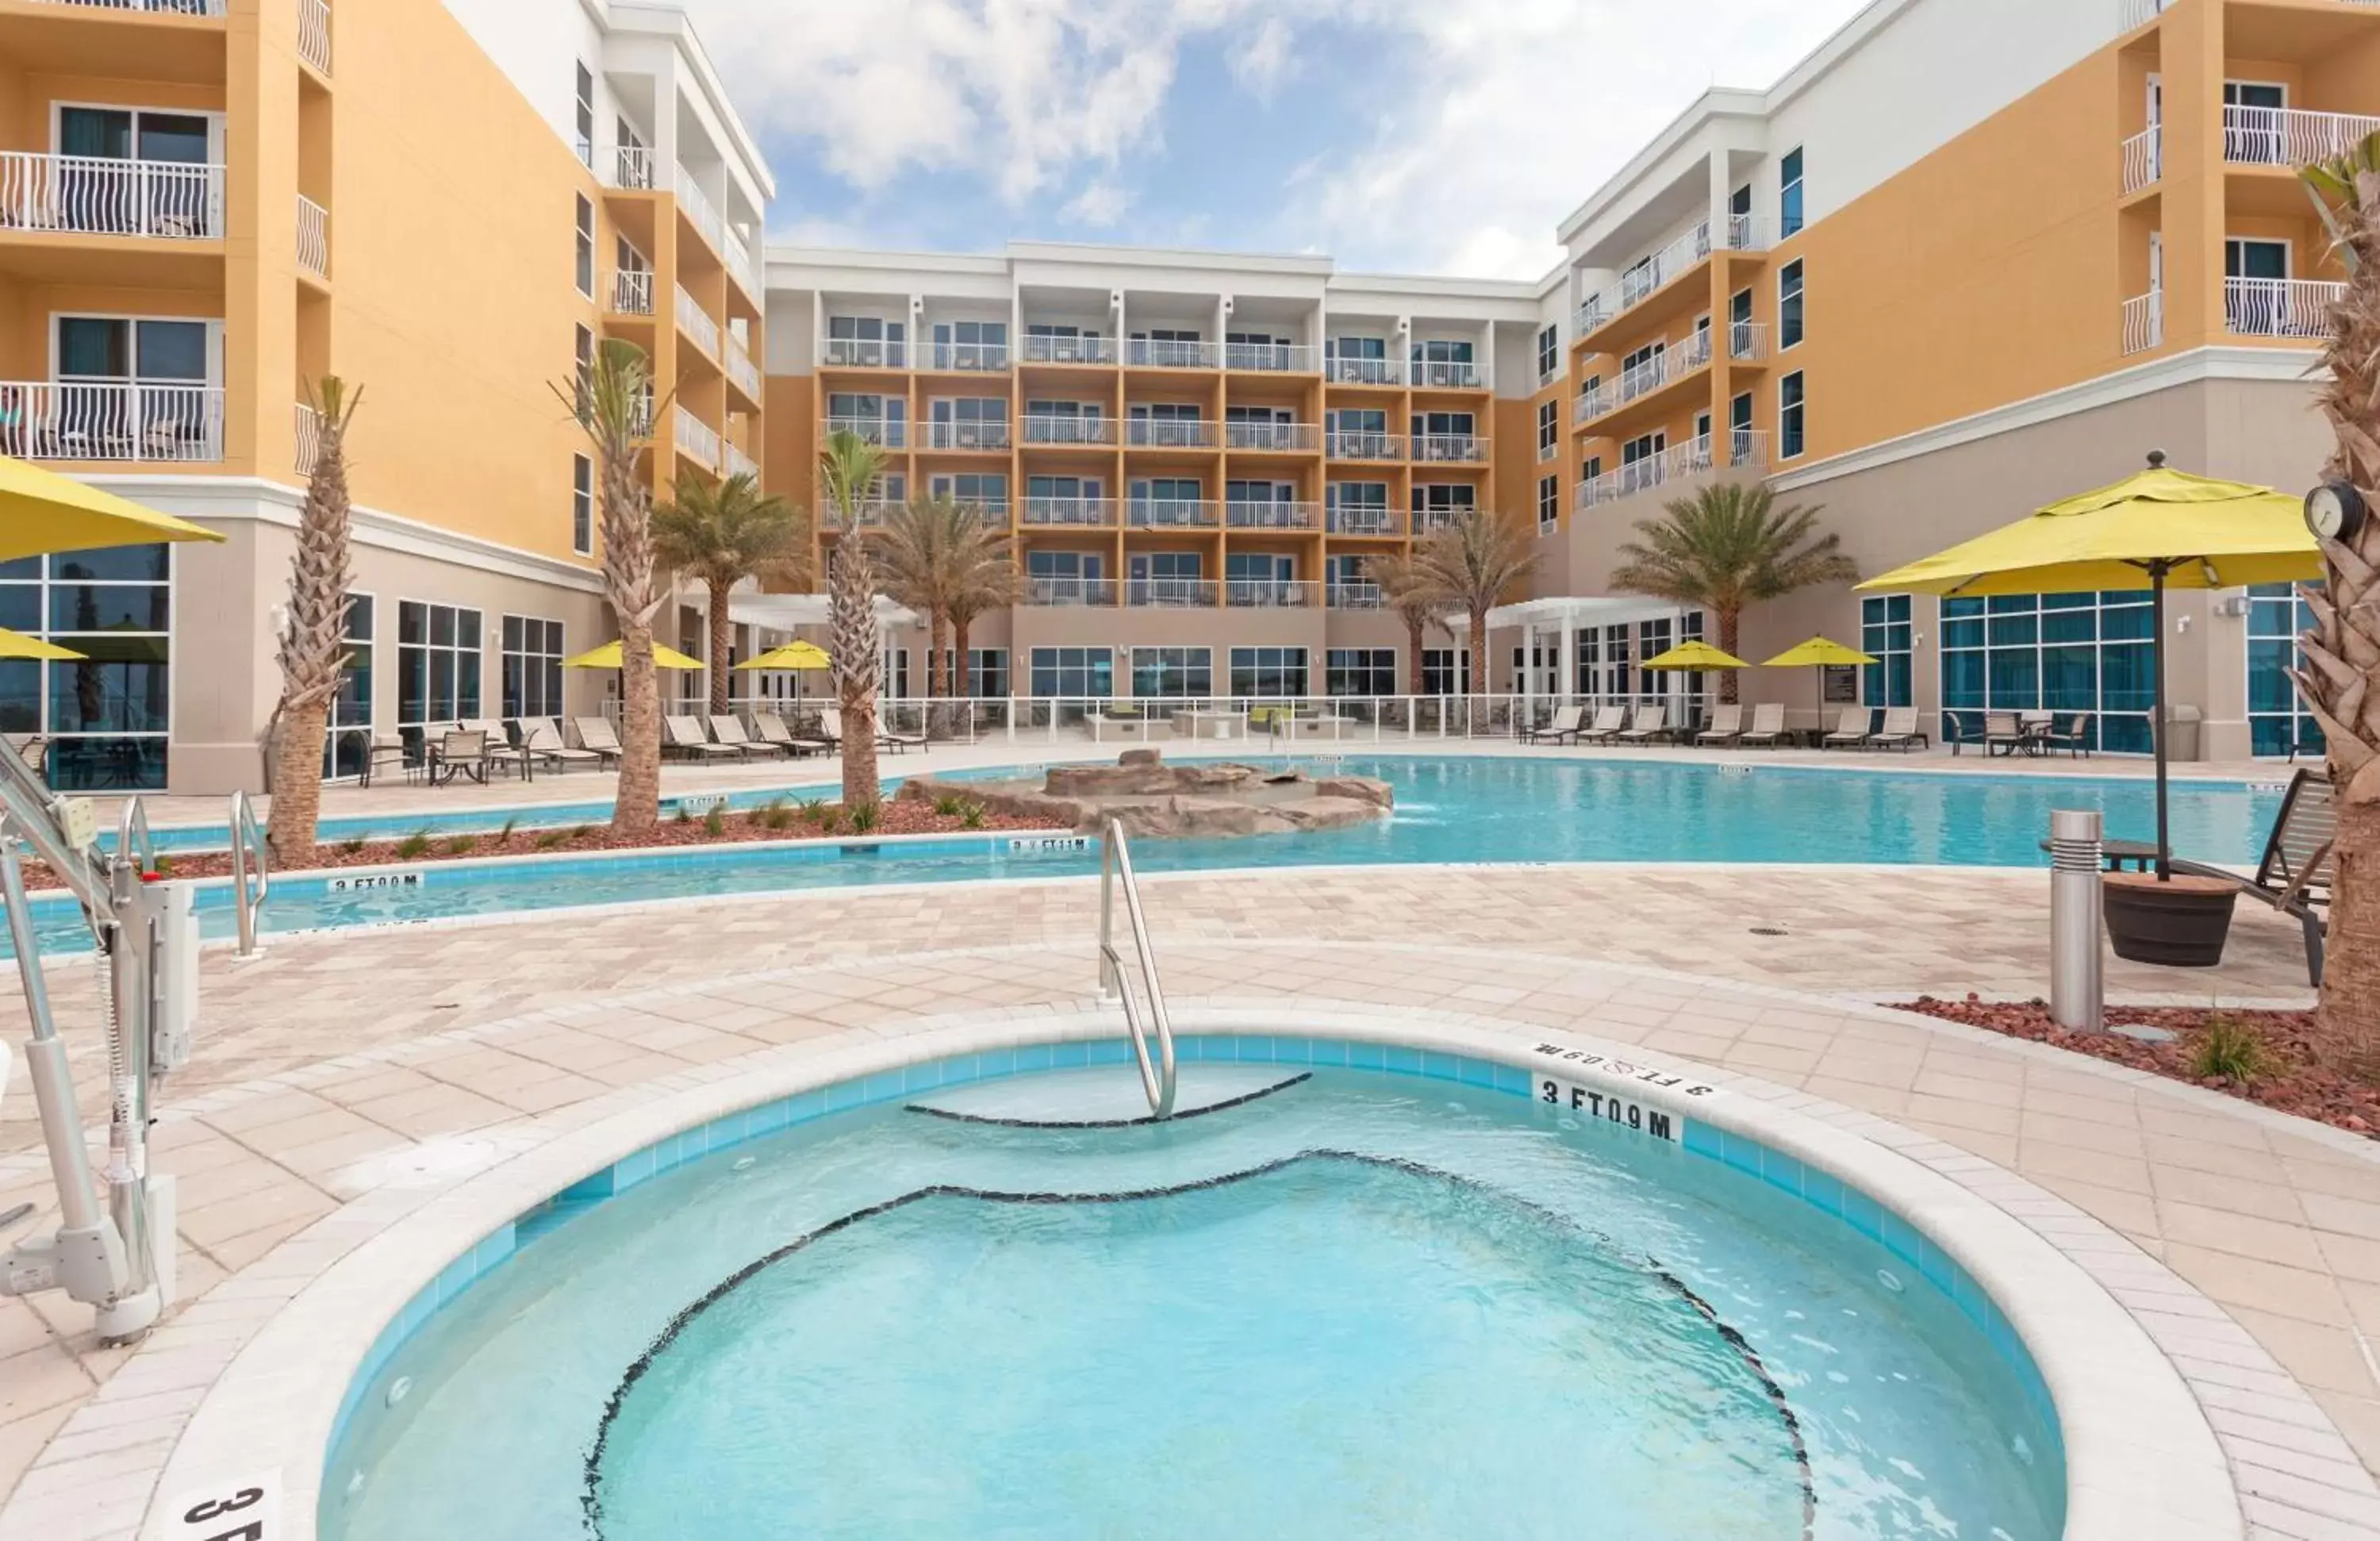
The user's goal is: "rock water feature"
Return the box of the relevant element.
[897,750,1394,840]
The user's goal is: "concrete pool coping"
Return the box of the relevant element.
[101,995,2274,1541]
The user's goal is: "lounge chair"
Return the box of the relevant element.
[750,709,831,756]
[1615,704,1669,745]
[520,718,604,774]
[1522,705,1585,745]
[570,717,624,767]
[1821,706,1874,750]
[1983,711,2028,757]
[2172,768,2334,986]
[819,706,925,753]
[664,714,745,761]
[1867,707,1928,753]
[709,713,790,759]
[1576,705,1629,744]
[1737,702,1787,749]
[1692,703,1743,747]
[1090,706,1161,742]
[2041,713,2091,758]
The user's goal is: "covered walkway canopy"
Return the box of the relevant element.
[1446,595,1708,709]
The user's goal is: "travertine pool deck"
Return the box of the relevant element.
[0,863,2369,1539]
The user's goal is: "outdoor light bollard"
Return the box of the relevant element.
[2048,809,2106,1033]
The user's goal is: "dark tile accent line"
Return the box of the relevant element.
[578,1149,1814,1538]
[903,1071,1314,1128]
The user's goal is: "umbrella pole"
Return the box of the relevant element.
[2152,563,2171,881]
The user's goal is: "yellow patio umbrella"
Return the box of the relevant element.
[734,640,831,672]
[1762,636,1879,736]
[562,639,704,671]
[1858,452,2322,876]
[1641,640,1749,671]
[0,628,84,662]
[0,453,225,562]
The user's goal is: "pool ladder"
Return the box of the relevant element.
[1096,818,1177,1119]
[228,790,271,957]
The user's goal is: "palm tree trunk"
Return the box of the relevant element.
[1407,617,1426,696]
[952,616,973,697]
[706,578,735,715]
[266,380,355,862]
[1471,603,1490,734]
[266,699,328,863]
[830,542,881,808]
[1716,606,1743,705]
[615,624,661,836]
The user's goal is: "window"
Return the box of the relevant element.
[927,471,1008,514]
[49,314,219,459]
[931,320,1008,371]
[1030,646,1112,697]
[1412,482,1476,532]
[1861,594,1914,708]
[572,454,593,555]
[826,391,906,446]
[1328,648,1397,697]
[1327,481,1392,535]
[2247,582,2321,757]
[573,323,594,424]
[1537,474,1559,532]
[1602,624,1633,699]
[1779,371,1806,459]
[2223,81,2289,164]
[0,544,172,789]
[1779,260,1804,349]
[1421,648,1469,696]
[574,194,594,298]
[1940,591,2155,753]
[1411,338,1476,387]
[1535,324,1559,383]
[396,601,483,755]
[574,62,595,163]
[1537,399,1558,460]
[1129,550,1203,605]
[1779,147,1805,237]
[881,645,912,700]
[827,315,906,368]
[501,615,566,721]
[324,592,373,781]
[1230,646,1310,698]
[55,106,218,237]
[1130,646,1212,698]
[966,648,1008,699]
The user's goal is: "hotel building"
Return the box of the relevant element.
[0,0,2360,792]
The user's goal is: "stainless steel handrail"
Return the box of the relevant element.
[117,797,152,875]
[1096,818,1177,1118]
[228,790,270,956]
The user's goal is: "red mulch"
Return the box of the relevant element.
[1893,996,2380,1139]
[19,798,1067,890]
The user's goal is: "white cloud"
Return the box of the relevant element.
[1061,179,1133,227]
[1228,14,1296,102]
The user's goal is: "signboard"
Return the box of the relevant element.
[326,868,426,893]
[1006,835,1092,855]
[1821,664,1861,705]
[163,1471,282,1541]
[1528,1043,1722,1146]
[670,792,728,816]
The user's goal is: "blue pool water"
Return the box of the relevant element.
[16,757,2282,959]
[323,1067,2063,1539]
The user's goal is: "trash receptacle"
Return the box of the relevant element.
[2156,704,2204,762]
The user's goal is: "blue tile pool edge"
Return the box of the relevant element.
[320,1031,2067,1494]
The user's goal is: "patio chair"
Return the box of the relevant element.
[665,714,746,761]
[1821,706,1874,750]
[358,733,413,787]
[709,713,791,759]
[1615,704,1669,745]
[520,718,604,774]
[1736,702,1787,749]
[1576,705,1630,744]
[426,728,489,786]
[4,735,44,778]
[1691,703,1744,747]
[569,717,624,767]
[750,709,831,756]
[876,709,929,752]
[1867,707,1928,753]
[1983,712,2028,757]
[1522,705,1585,745]
[2172,768,2335,986]
[2041,713,2092,758]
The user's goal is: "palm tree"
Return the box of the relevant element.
[946,514,1020,703]
[2297,134,2380,1051]
[264,376,360,861]
[1362,549,1449,696]
[1411,509,1541,717]
[1608,484,1860,703]
[653,470,808,714]
[562,339,665,836]
[819,428,889,808]
[876,496,1020,718]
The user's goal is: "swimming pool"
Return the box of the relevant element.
[320,1047,2066,1540]
[11,757,2284,959]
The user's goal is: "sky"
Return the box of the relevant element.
[676,0,1875,282]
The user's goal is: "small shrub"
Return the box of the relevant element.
[153,854,175,877]
[568,824,593,843]
[958,800,988,830]
[395,829,433,860]
[534,828,570,851]
[759,799,793,831]
[933,794,963,817]
[498,816,519,844]
[702,806,727,837]
[2189,1015,2269,1084]
[798,801,827,825]
[816,805,843,835]
[848,801,880,835]
[336,836,367,856]
[444,835,478,855]
[674,802,693,824]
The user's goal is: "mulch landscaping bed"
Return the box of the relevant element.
[1894,996,2380,1139]
[20,798,1068,890]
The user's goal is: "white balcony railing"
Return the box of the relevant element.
[924,419,1011,451]
[1410,357,1483,389]
[1614,349,1671,407]
[298,0,330,73]
[1722,214,1770,252]
[2224,106,2380,169]
[2122,290,2164,355]
[822,414,905,448]
[1025,577,1117,606]
[1127,338,1220,368]
[1572,431,1764,512]
[294,402,321,476]
[1225,341,1319,372]
[35,0,226,11]
[1226,579,1319,608]
[725,228,758,295]
[1127,499,1220,528]
[722,440,758,482]
[927,340,1010,372]
[1324,355,1402,386]
[2121,127,2162,194]
[726,337,762,399]
[1225,500,1320,530]
[1579,221,1716,333]
[823,500,893,531]
[2225,277,2343,340]
[823,337,907,368]
[2120,0,2169,30]
[674,163,723,251]
[1730,428,1768,470]
[1326,430,1402,459]
[1328,581,1385,609]
[1675,328,1714,372]
[1326,505,1399,536]
[1129,578,1218,607]
[674,282,719,357]
[1126,417,1217,448]
[612,144,657,190]
[0,152,223,239]
[1411,505,1466,535]
[1223,420,1319,452]
[1729,321,1768,361]
[1020,497,1116,527]
[610,269,654,316]
[673,405,720,471]
[0,380,225,463]
[1573,386,1610,425]
[1020,333,1119,365]
[1022,414,1116,445]
[1411,433,1488,463]
[295,193,328,277]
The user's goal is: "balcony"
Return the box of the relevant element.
[0,152,224,240]
[1127,338,1219,369]
[1225,500,1320,529]
[294,402,320,476]
[1021,413,1118,446]
[1327,581,1385,609]
[1575,216,1769,336]
[1126,418,1217,449]
[724,228,761,298]
[1325,505,1399,536]
[1729,321,1768,362]
[2123,290,2164,355]
[1573,431,1765,511]
[2122,127,2161,195]
[1326,430,1401,460]
[1127,498,1219,528]
[674,405,720,471]
[923,419,1011,452]
[0,380,224,463]
[1129,578,1217,607]
[1020,496,1115,527]
[1572,385,1609,425]
[1226,341,1319,372]
[36,0,227,11]
[609,269,654,317]
[822,500,895,531]
[1411,505,1467,535]
[1025,576,1117,605]
[1226,578,1319,608]
[2225,277,2341,340]
[1223,421,1319,452]
[725,337,762,399]
[823,337,907,369]
[299,0,330,73]
[674,164,724,252]
[674,282,720,358]
[1020,333,1118,365]
[1411,433,1488,463]
[722,440,758,481]
[926,340,1010,373]
[1409,358,1483,390]
[612,145,657,191]
[1324,355,1401,386]
[2223,106,2380,169]
[295,194,328,278]
[821,414,905,448]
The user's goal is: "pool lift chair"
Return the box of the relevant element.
[0,741,229,1345]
